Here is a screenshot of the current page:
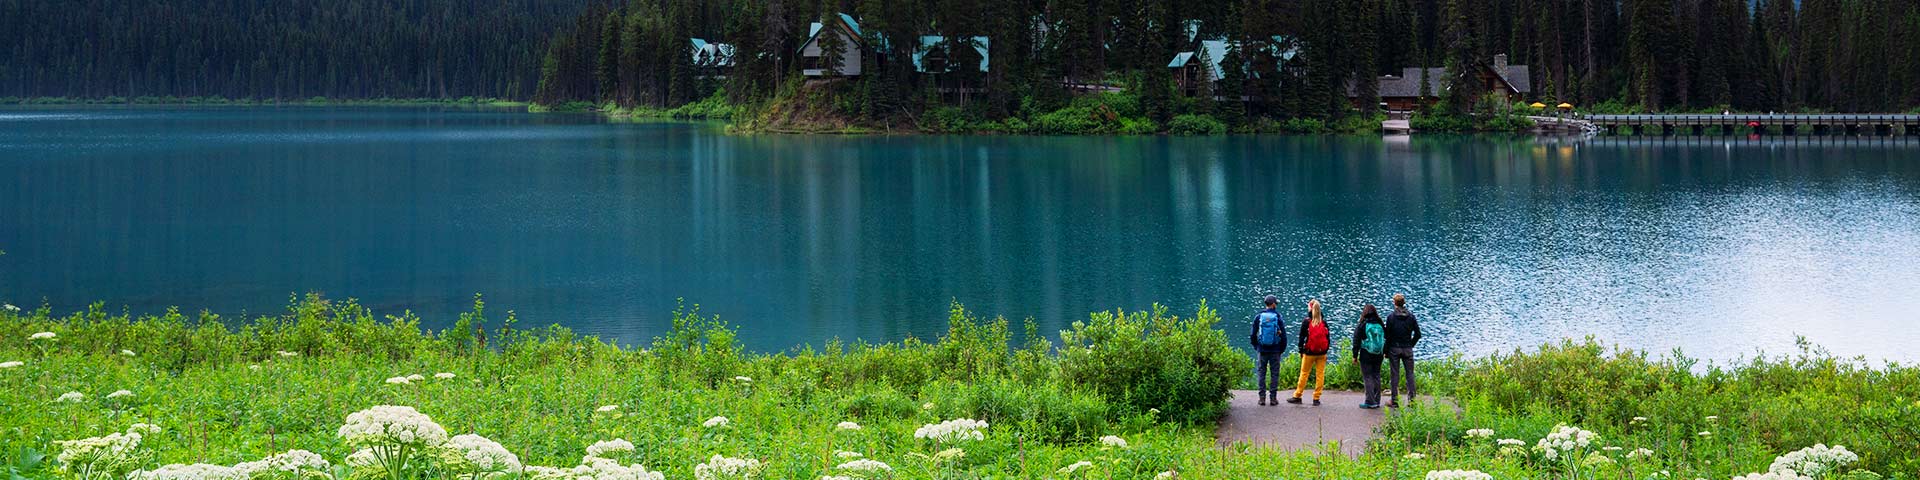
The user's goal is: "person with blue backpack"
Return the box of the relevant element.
[1249,295,1288,406]
[1350,304,1388,409]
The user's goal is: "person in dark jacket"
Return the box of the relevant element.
[1287,299,1331,405]
[1350,304,1387,409]
[1383,294,1422,407]
[1248,295,1288,405]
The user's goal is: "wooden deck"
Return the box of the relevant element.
[1590,114,1920,136]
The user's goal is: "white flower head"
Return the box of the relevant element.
[30,331,55,340]
[1698,431,1714,437]
[128,463,243,480]
[1425,470,1492,480]
[914,418,988,443]
[1058,461,1093,475]
[385,376,412,385]
[3,304,17,312]
[732,375,753,383]
[434,372,455,379]
[1464,428,1495,439]
[275,350,299,357]
[1630,416,1649,424]
[1497,438,1526,447]
[247,364,261,371]
[1628,448,1656,459]
[233,449,332,477]
[1404,452,1426,459]
[834,450,863,459]
[835,459,892,473]
[406,374,425,382]
[693,454,762,480]
[1099,435,1129,448]
[584,438,635,458]
[56,391,85,403]
[55,431,144,469]
[703,416,731,428]
[335,405,449,448]
[1768,444,1858,478]
[0,361,22,369]
[596,404,621,413]
[106,390,133,399]
[446,434,521,474]
[1156,471,1178,480]
[120,350,136,357]
[835,421,862,431]
[921,402,935,410]
[1534,424,1599,459]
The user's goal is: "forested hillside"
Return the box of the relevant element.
[534,0,1920,123]
[0,0,596,101]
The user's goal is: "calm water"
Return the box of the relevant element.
[4,107,1919,362]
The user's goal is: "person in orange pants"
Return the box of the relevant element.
[1287,299,1332,405]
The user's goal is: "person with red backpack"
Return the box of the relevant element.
[1286,299,1332,406]
[1249,295,1288,406]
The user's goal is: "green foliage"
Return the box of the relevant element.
[1278,118,1326,134]
[1030,107,1118,135]
[1167,115,1227,136]
[1056,303,1251,425]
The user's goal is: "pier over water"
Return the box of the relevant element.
[1590,114,1920,136]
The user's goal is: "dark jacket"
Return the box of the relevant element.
[1384,307,1421,349]
[1297,319,1331,356]
[1248,308,1288,353]
[1351,316,1386,362]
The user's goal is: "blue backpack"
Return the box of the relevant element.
[1256,311,1282,347]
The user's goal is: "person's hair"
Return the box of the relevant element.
[1307,299,1323,324]
[1264,298,1277,307]
[1361,304,1381,323]
[1392,294,1406,307]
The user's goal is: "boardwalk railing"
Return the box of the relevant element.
[1588,114,1920,136]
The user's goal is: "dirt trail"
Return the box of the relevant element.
[1213,389,1389,457]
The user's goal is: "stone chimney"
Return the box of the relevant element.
[1493,54,1509,69]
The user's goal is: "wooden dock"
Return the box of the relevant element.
[1589,114,1920,136]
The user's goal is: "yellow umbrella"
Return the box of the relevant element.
[1529,102,1547,109]
[1556,103,1574,110]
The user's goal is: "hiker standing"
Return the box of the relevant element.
[1249,295,1288,406]
[1287,299,1331,406]
[1351,304,1387,409]
[1383,294,1422,408]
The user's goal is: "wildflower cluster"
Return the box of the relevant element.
[444,434,521,476]
[1732,471,1813,480]
[1766,444,1858,478]
[584,438,636,459]
[1057,460,1093,475]
[55,425,154,479]
[232,449,332,478]
[1425,469,1492,480]
[1534,424,1598,460]
[835,421,861,431]
[1463,428,1494,439]
[693,454,763,480]
[128,463,243,480]
[913,418,987,443]
[336,405,449,448]
[1098,435,1128,448]
[527,456,665,480]
[703,416,731,428]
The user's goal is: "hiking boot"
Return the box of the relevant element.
[1387,400,1400,408]
[1257,394,1268,406]
[1312,399,1321,406]
[1285,396,1303,404]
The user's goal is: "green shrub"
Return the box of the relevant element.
[1031,106,1117,135]
[1056,302,1251,425]
[1118,117,1159,135]
[1410,113,1473,132]
[1278,118,1326,133]
[1167,114,1227,135]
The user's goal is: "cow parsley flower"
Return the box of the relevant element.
[1582,451,1616,467]
[584,438,635,458]
[914,418,987,443]
[693,454,762,480]
[1155,471,1178,479]
[1630,416,1649,425]
[446,434,521,475]
[732,376,752,384]
[835,459,892,473]
[1099,435,1129,448]
[932,448,964,461]
[30,331,55,340]
[1497,438,1525,447]
[1404,452,1426,459]
[1058,461,1093,475]
[128,423,161,434]
[1704,415,1719,422]
[120,350,136,357]
[1535,424,1598,460]
[275,350,299,357]
[406,374,425,382]
[128,463,243,480]
[703,416,731,428]
[233,449,332,477]
[921,402,935,410]
[596,405,621,413]
[1733,470,1812,480]
[1464,428,1495,439]
[833,451,863,459]
[573,456,665,480]
[56,391,85,402]
[336,405,449,448]
[1425,470,1492,480]
[55,431,145,473]
[434,372,455,379]
[106,390,133,399]
[1628,448,1655,459]
[835,421,862,431]
[1768,444,1857,478]
[385,376,412,385]
[1698,431,1713,438]
[0,361,22,369]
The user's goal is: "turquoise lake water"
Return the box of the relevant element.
[3,106,1919,361]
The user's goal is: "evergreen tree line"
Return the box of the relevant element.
[0,0,597,101]
[537,0,1920,119]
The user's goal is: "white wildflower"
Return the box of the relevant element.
[434,372,455,379]
[1768,444,1858,478]
[932,448,964,461]
[275,350,299,357]
[1630,416,1649,424]
[1099,435,1129,448]
[106,390,133,399]
[835,421,862,431]
[1464,428,1495,439]
[834,451,863,459]
[596,405,621,413]
[1404,452,1426,459]
[1628,448,1655,459]
[914,418,988,443]
[1535,424,1598,460]
[247,364,261,371]
[344,449,380,468]
[446,434,521,474]
[55,431,144,472]
[127,423,161,434]
[1497,438,1526,447]
[1425,470,1493,480]
[571,456,666,480]
[1583,451,1616,467]
[835,459,892,473]
[56,391,85,403]
[1698,431,1713,437]
[335,405,449,448]
[1704,415,1719,422]
[921,402,935,410]
[1603,446,1623,452]
[0,361,22,369]
[1733,470,1813,480]
[30,331,55,340]
[385,376,412,385]
[128,463,243,480]
[703,416,731,428]
[406,374,425,382]
[693,454,762,480]
[120,350,136,357]
[732,376,753,383]
[3,304,17,312]
[1058,461,1093,475]
[233,449,332,477]
[1156,471,1178,479]
[584,438,635,458]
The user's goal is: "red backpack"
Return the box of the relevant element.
[1305,321,1329,352]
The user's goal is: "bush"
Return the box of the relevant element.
[1278,118,1325,133]
[1410,112,1474,132]
[1117,117,1159,135]
[1056,302,1252,425]
[1167,114,1227,135]
[1031,106,1116,135]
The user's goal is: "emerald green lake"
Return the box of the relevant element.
[3,106,1919,361]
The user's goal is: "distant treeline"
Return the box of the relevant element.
[534,0,1920,119]
[0,0,596,101]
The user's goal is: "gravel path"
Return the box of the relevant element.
[1213,389,1390,457]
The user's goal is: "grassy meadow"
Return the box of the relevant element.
[0,296,1915,479]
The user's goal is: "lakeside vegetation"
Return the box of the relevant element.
[0,97,528,108]
[3,296,1917,479]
